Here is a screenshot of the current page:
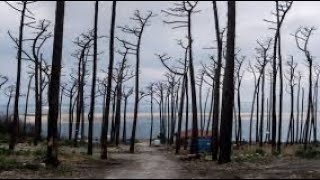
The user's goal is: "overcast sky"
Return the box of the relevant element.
[0,1,320,110]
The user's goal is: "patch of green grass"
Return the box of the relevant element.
[0,147,12,155]
[24,163,41,171]
[255,148,266,156]
[233,149,268,162]
[295,146,320,159]
[60,139,74,147]
[0,156,21,170]
[15,149,32,156]
[33,148,46,157]
[0,147,35,156]
[0,133,9,143]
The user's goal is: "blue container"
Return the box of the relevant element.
[198,137,212,153]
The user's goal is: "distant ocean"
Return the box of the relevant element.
[1,103,320,141]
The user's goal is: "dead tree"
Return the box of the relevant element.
[265,1,293,153]
[101,0,117,160]
[113,38,135,146]
[46,1,65,167]
[285,56,297,145]
[20,20,52,145]
[6,1,35,150]
[5,86,16,125]
[202,58,215,137]
[197,69,205,137]
[155,82,167,144]
[211,1,224,160]
[147,83,155,146]
[294,27,316,149]
[88,0,99,155]
[23,73,34,135]
[295,72,302,143]
[256,39,272,146]
[58,84,66,139]
[300,87,305,143]
[72,33,92,147]
[162,1,200,155]
[313,67,320,143]
[64,79,77,140]
[157,39,189,153]
[122,87,133,144]
[218,1,236,164]
[118,10,154,153]
[248,62,262,145]
[235,56,245,145]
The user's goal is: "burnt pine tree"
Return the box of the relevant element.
[19,20,52,145]
[64,80,77,140]
[295,72,302,143]
[235,56,245,146]
[72,33,92,146]
[162,1,200,155]
[157,40,189,153]
[6,1,35,150]
[285,56,297,145]
[5,86,16,125]
[101,1,117,159]
[264,1,293,153]
[112,38,135,146]
[218,1,236,164]
[256,39,272,146]
[294,27,316,149]
[23,74,34,135]
[45,1,65,167]
[117,10,154,153]
[212,1,224,160]
[248,61,261,145]
[122,87,133,143]
[88,0,99,155]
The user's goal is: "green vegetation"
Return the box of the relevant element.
[295,146,320,159]
[0,156,20,170]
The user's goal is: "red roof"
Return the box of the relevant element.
[180,130,213,139]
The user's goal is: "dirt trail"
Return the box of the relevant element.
[104,143,191,179]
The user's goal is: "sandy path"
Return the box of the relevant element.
[104,143,191,179]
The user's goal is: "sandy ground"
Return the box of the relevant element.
[104,143,191,179]
[104,143,320,179]
[2,142,320,179]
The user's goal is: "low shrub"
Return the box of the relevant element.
[0,156,21,170]
[295,146,320,159]
[255,148,266,156]
[33,148,46,157]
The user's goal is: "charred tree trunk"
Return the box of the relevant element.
[212,1,223,160]
[218,1,236,164]
[46,1,65,166]
[184,78,189,150]
[24,75,33,135]
[88,1,99,155]
[296,74,301,143]
[150,87,154,147]
[10,1,26,151]
[101,1,117,159]
[122,96,128,143]
[129,11,154,153]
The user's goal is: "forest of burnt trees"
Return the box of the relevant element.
[1,0,320,168]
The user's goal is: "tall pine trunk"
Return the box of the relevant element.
[46,1,65,166]
[101,1,117,159]
[88,0,99,155]
[218,1,236,164]
[10,1,26,151]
